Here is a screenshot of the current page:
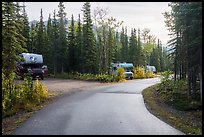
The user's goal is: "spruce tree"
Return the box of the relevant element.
[52,10,59,76]
[36,9,46,55]
[129,28,138,66]
[124,26,129,62]
[164,2,202,100]
[30,22,37,53]
[2,2,27,76]
[45,14,53,70]
[137,28,144,66]
[21,2,30,52]
[113,31,121,63]
[120,27,125,62]
[57,2,68,73]
[68,14,76,72]
[82,2,97,73]
[107,27,114,74]
[76,14,83,72]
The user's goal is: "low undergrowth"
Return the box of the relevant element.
[2,72,49,118]
[157,71,202,111]
[54,67,155,83]
[142,72,202,135]
[2,92,59,135]
[55,70,127,83]
[133,66,155,79]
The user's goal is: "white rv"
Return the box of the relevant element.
[17,53,45,80]
[146,65,156,73]
[19,53,43,64]
[112,62,134,79]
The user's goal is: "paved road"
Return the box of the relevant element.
[13,78,185,135]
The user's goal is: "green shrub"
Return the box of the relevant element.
[160,70,173,82]
[172,79,188,94]
[2,72,17,116]
[157,71,201,111]
[158,70,174,93]
[55,72,120,83]
[2,71,49,117]
[146,71,155,78]
[32,79,48,104]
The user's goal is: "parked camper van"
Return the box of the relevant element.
[146,65,156,73]
[17,53,47,80]
[112,62,134,80]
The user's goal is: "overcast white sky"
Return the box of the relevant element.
[24,2,171,46]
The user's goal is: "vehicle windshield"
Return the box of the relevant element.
[123,67,133,72]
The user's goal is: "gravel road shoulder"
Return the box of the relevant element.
[14,78,112,95]
[41,78,111,95]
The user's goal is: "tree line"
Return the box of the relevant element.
[163,2,202,101]
[2,2,171,78]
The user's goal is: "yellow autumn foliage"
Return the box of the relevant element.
[133,66,145,79]
[117,67,126,81]
[2,71,49,117]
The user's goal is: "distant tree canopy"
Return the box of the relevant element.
[2,2,173,77]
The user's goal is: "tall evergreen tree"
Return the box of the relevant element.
[68,14,77,72]
[150,48,160,72]
[36,9,46,55]
[113,31,122,63]
[45,14,53,70]
[30,22,37,53]
[137,28,142,66]
[76,14,83,72]
[57,2,68,73]
[124,26,129,62]
[164,2,202,101]
[15,2,24,34]
[119,26,129,63]
[82,2,97,73]
[107,27,114,74]
[2,2,27,76]
[120,27,125,62]
[21,2,30,52]
[158,40,164,72]
[52,10,59,76]
[129,28,138,66]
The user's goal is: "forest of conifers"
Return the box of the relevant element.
[163,2,202,101]
[2,2,202,100]
[2,2,171,75]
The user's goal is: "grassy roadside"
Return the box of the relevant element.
[142,84,202,135]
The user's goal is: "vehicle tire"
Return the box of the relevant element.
[41,76,44,80]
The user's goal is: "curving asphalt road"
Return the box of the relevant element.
[13,78,185,135]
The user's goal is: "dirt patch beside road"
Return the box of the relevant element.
[41,78,110,94]
[15,78,111,95]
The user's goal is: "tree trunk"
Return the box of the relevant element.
[61,63,64,73]
[192,68,197,99]
[188,70,192,97]
[199,70,202,102]
[54,63,56,77]
[199,49,202,102]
